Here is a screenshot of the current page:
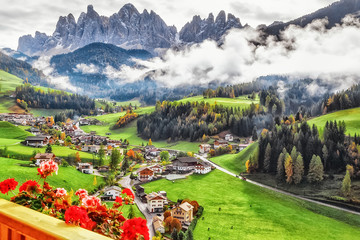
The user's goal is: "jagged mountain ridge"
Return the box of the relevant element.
[17,4,242,56]
[18,4,177,56]
[265,0,360,35]
[179,11,242,43]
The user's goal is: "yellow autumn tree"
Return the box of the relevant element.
[93,176,97,186]
[60,132,66,140]
[284,155,293,184]
[246,160,251,173]
[148,139,153,146]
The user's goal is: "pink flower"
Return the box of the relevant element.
[37,160,59,178]
[75,189,88,199]
[55,188,67,198]
[81,196,101,208]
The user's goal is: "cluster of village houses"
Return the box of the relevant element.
[98,184,196,233]
[1,113,255,235]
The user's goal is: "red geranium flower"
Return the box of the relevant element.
[115,196,123,204]
[19,180,41,193]
[75,189,88,199]
[0,178,18,194]
[122,188,135,199]
[121,217,149,240]
[81,196,101,208]
[64,206,96,230]
[55,188,67,198]
[37,160,58,179]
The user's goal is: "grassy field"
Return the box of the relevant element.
[95,99,142,110]
[177,95,259,108]
[0,157,104,201]
[143,170,360,240]
[30,108,66,117]
[211,142,259,174]
[0,121,33,140]
[0,96,16,113]
[0,121,32,146]
[308,107,360,136]
[0,70,23,95]
[4,144,96,161]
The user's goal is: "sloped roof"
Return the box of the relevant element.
[34,153,55,159]
[179,202,194,212]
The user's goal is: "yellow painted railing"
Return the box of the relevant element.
[0,199,111,240]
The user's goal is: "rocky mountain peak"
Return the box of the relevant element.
[179,10,242,43]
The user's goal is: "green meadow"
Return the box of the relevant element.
[143,170,360,240]
[177,95,259,108]
[0,70,23,95]
[211,142,259,174]
[308,107,360,136]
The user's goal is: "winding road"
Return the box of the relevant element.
[119,175,155,239]
[194,154,360,216]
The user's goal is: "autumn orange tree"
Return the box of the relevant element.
[127,149,135,159]
[170,218,181,232]
[75,152,81,163]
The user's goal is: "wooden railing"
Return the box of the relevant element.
[0,199,111,240]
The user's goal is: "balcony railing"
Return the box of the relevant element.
[0,199,111,240]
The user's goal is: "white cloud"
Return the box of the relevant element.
[32,56,79,92]
[112,15,360,93]
[73,63,99,74]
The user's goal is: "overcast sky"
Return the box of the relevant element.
[0,0,336,49]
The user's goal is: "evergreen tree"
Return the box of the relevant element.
[185,229,193,240]
[341,170,351,196]
[276,152,285,182]
[290,146,298,164]
[178,231,185,240]
[264,143,271,172]
[127,205,135,219]
[171,229,178,240]
[109,149,120,171]
[252,127,258,141]
[98,144,105,166]
[293,155,304,184]
[322,145,328,171]
[307,155,324,183]
[45,143,52,153]
[121,157,129,172]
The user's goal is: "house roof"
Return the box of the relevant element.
[139,167,154,173]
[104,186,122,192]
[215,140,228,144]
[26,136,46,141]
[173,157,198,163]
[146,192,166,201]
[153,217,164,230]
[179,202,194,212]
[34,153,55,159]
[196,161,211,167]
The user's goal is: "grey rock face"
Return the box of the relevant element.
[17,4,242,55]
[18,4,177,55]
[179,11,243,43]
